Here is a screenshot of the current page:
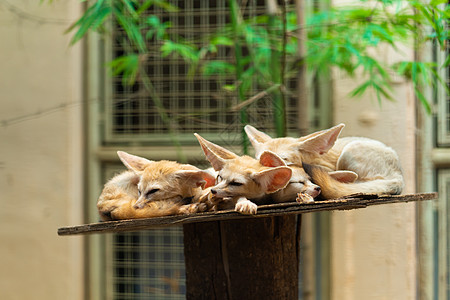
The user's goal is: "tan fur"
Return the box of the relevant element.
[195,133,293,214]
[97,152,215,221]
[271,165,321,203]
[303,164,395,199]
[245,124,404,199]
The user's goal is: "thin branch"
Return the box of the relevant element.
[230,84,281,111]
[1,0,70,25]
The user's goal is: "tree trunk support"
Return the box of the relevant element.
[183,215,302,300]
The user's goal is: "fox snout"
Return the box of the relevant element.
[209,181,230,198]
[311,186,321,197]
[133,197,148,209]
[209,187,232,199]
[305,185,321,198]
[210,188,224,197]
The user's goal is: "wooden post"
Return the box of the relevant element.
[183,215,301,300]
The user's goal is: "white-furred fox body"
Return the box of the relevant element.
[97,151,215,221]
[244,124,404,199]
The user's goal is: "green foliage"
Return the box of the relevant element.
[160,41,198,62]
[66,0,178,53]
[145,15,172,40]
[202,61,236,76]
[65,0,449,117]
[306,0,448,112]
[107,54,139,86]
[66,1,198,80]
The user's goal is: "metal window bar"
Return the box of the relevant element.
[104,0,300,144]
[436,169,450,300]
[437,10,450,146]
[435,4,450,298]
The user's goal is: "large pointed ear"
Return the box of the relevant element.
[175,169,217,189]
[244,125,273,150]
[194,133,238,171]
[328,170,358,183]
[259,151,287,167]
[117,151,153,172]
[253,166,292,193]
[298,123,345,154]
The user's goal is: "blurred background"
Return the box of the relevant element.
[0,0,448,299]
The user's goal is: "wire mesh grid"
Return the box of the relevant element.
[112,228,186,300]
[102,164,187,300]
[106,0,299,142]
[437,20,450,146]
[446,36,449,140]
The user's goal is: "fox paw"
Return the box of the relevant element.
[296,193,315,204]
[179,203,207,214]
[235,199,258,215]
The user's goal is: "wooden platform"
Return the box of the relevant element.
[58,192,436,236]
[58,192,437,299]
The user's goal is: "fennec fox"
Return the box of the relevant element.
[97,151,215,221]
[195,133,296,214]
[271,164,321,203]
[244,124,404,199]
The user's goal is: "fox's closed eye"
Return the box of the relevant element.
[146,189,159,197]
[229,181,243,186]
[292,181,305,185]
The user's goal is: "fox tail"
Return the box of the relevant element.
[303,163,403,199]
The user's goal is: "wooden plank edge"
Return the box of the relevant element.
[57,192,437,236]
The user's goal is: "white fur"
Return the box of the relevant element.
[235,197,258,214]
[271,166,321,203]
[245,124,404,197]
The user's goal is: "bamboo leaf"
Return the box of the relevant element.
[350,80,373,98]
[107,54,140,86]
[66,4,112,45]
[394,61,410,76]
[443,54,450,67]
[160,40,198,62]
[411,61,417,84]
[372,80,393,101]
[113,6,147,53]
[430,0,447,5]
[210,36,235,46]
[415,87,432,114]
[91,7,112,30]
[202,61,235,76]
[122,0,139,20]
[152,0,180,12]
[223,85,237,92]
[136,1,154,14]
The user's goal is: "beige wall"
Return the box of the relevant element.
[0,2,84,299]
[330,50,417,298]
